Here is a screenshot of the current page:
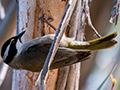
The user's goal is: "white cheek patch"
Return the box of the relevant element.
[16,40,22,56]
[3,40,22,61]
[3,45,10,61]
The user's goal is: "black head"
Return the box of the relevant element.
[1,31,25,64]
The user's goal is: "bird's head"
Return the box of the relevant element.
[1,31,25,64]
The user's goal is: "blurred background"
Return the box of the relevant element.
[0,0,120,90]
[0,0,16,90]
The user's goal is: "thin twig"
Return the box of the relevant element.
[97,65,117,90]
[39,16,57,31]
[110,74,116,90]
[85,0,102,38]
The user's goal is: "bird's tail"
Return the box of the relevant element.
[67,32,117,50]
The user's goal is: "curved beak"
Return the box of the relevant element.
[17,31,26,38]
[17,31,26,43]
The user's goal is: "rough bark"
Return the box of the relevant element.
[55,0,86,90]
[12,0,42,90]
[12,0,86,90]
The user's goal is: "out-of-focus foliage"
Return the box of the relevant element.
[0,0,16,90]
[83,12,120,90]
[0,1,5,19]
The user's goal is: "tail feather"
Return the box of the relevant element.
[67,32,117,50]
[88,32,117,45]
[87,32,117,50]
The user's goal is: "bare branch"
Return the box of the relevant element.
[37,0,78,89]
[85,0,102,38]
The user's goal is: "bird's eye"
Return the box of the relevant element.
[10,39,15,45]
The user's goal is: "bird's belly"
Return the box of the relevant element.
[8,51,47,72]
[8,48,78,72]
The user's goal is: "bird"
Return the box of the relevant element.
[1,31,117,72]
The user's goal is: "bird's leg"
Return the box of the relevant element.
[38,16,57,31]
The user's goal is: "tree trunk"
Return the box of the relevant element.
[12,0,86,90]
